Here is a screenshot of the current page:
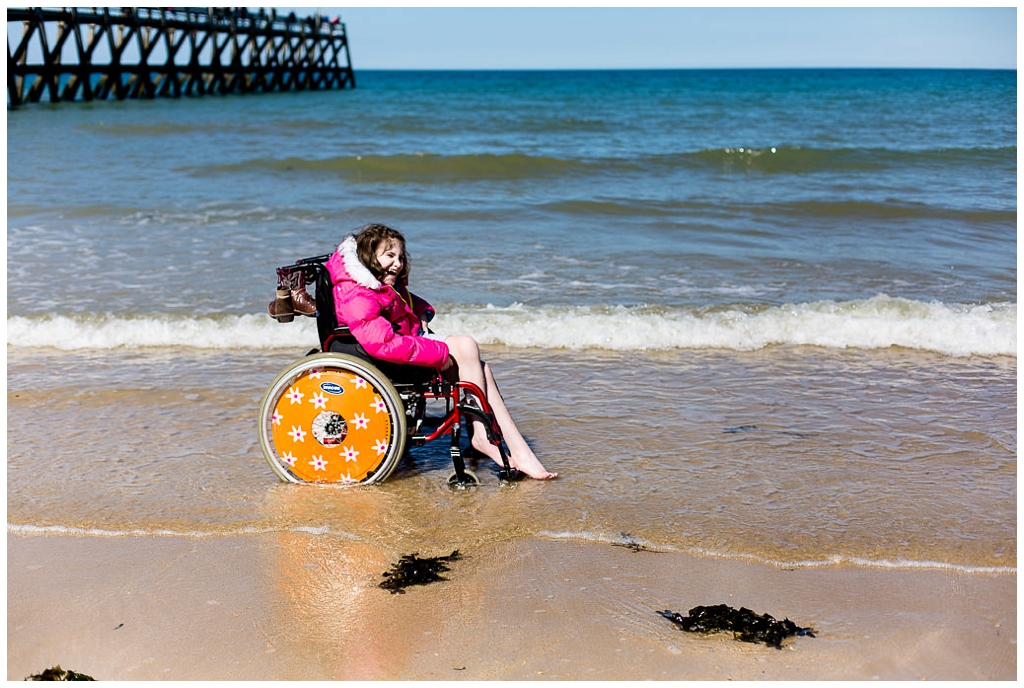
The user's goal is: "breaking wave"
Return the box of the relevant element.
[7,296,1014,358]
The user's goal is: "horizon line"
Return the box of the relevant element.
[352,66,1016,72]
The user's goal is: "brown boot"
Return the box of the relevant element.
[268,288,295,323]
[290,287,317,317]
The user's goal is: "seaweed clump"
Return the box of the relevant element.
[379,550,462,594]
[612,533,663,553]
[26,665,95,681]
[658,604,815,649]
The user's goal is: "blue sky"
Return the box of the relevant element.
[281,6,1016,70]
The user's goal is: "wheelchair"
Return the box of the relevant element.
[258,254,519,487]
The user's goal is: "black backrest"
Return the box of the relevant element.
[311,260,356,351]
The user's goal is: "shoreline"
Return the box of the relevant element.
[7,532,1015,681]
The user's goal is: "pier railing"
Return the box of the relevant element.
[7,7,356,106]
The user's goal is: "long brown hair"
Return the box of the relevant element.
[353,223,410,284]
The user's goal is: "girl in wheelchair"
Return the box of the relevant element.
[325,223,557,480]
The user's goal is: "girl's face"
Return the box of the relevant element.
[375,239,404,286]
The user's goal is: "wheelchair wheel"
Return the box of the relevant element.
[259,353,407,484]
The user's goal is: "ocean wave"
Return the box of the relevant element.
[197,152,591,182]
[539,530,1016,575]
[11,523,1011,574]
[7,296,1015,357]
[6,312,312,350]
[441,298,1016,357]
[678,145,1016,174]
[540,197,1014,223]
[191,145,1016,184]
[754,199,1016,223]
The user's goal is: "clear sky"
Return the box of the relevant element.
[278,6,1016,70]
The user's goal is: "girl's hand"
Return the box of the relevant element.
[419,317,431,335]
[440,355,456,372]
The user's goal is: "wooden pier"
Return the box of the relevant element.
[7,7,355,106]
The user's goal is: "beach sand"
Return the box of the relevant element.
[7,532,1015,681]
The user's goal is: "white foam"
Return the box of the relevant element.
[539,530,1016,575]
[440,295,1016,357]
[6,312,319,350]
[7,295,1016,357]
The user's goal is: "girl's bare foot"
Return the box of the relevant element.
[510,453,558,480]
[470,431,558,480]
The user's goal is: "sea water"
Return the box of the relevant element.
[7,69,1016,572]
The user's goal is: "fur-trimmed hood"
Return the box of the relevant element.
[336,235,383,290]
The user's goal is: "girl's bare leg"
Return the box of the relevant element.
[445,335,557,479]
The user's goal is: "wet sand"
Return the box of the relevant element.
[7,532,1015,681]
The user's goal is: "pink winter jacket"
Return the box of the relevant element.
[325,236,450,368]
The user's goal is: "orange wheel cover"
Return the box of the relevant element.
[268,366,395,483]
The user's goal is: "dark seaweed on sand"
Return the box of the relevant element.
[612,532,663,553]
[26,665,95,681]
[659,604,815,649]
[379,550,462,594]
[723,425,813,439]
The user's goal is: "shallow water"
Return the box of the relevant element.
[8,345,1015,571]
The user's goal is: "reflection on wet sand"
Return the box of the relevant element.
[259,483,486,680]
